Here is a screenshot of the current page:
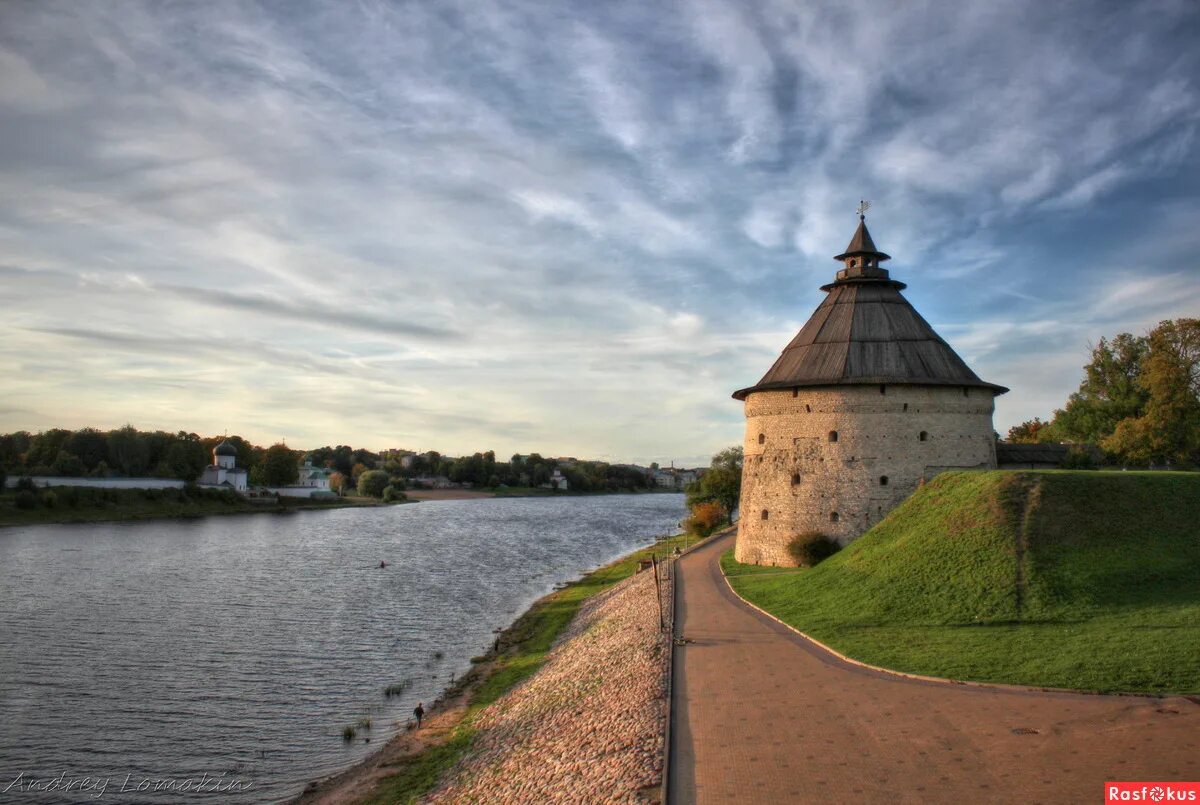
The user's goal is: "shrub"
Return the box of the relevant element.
[14,490,37,509]
[15,477,37,494]
[786,532,842,567]
[684,501,725,536]
[357,470,390,498]
[382,485,407,503]
[1061,447,1098,470]
[40,490,57,509]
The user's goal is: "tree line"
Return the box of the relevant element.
[1006,318,1199,467]
[0,426,659,493]
[0,426,314,487]
[358,450,655,493]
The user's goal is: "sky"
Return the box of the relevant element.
[1,0,1198,467]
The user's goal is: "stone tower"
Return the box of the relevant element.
[733,213,1007,566]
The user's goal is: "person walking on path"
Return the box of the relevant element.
[413,702,424,729]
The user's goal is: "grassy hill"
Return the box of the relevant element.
[723,470,1200,694]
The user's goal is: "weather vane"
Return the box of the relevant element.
[856,199,871,220]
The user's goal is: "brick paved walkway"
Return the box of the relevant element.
[668,532,1199,804]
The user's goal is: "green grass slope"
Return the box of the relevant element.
[725,471,1200,694]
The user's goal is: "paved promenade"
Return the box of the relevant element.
[669,532,1199,804]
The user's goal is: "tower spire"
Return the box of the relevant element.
[831,203,892,283]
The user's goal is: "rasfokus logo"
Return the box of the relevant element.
[1107,782,1200,802]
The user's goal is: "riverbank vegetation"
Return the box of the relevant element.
[723,470,1200,694]
[683,446,742,536]
[1,427,669,496]
[0,426,323,486]
[0,483,371,527]
[336,531,698,805]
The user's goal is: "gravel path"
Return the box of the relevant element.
[424,566,670,803]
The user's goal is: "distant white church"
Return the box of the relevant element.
[295,455,332,491]
[199,440,248,492]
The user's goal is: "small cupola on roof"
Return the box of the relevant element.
[833,206,892,282]
[214,440,237,457]
[733,209,1007,400]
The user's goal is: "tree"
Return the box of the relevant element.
[1006,417,1055,444]
[0,431,31,471]
[261,443,300,486]
[51,450,86,476]
[351,462,368,482]
[685,446,743,518]
[107,425,150,477]
[63,428,109,472]
[329,471,347,495]
[1052,333,1150,443]
[1103,319,1200,466]
[163,440,206,481]
[357,469,390,498]
[684,501,725,536]
[26,429,73,472]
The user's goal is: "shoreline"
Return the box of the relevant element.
[404,488,682,502]
[0,496,386,529]
[294,530,700,804]
[0,487,683,527]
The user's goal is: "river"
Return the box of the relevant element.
[0,493,686,803]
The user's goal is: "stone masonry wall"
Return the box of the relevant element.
[734,384,997,566]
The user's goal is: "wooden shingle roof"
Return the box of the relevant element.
[733,220,1008,400]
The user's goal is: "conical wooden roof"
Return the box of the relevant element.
[733,220,1007,400]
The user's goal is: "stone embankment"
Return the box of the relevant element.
[424,565,671,803]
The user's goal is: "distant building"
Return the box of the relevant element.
[651,468,698,490]
[544,469,569,491]
[5,476,184,491]
[413,476,455,489]
[199,440,248,492]
[295,455,332,490]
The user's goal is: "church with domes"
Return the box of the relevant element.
[198,439,249,492]
[733,211,1007,566]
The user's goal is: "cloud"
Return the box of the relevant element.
[0,0,1198,462]
[158,285,463,341]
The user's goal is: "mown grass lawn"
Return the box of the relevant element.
[723,471,1200,695]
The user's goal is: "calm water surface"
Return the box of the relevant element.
[0,494,685,803]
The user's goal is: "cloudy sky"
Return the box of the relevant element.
[1,1,1197,466]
